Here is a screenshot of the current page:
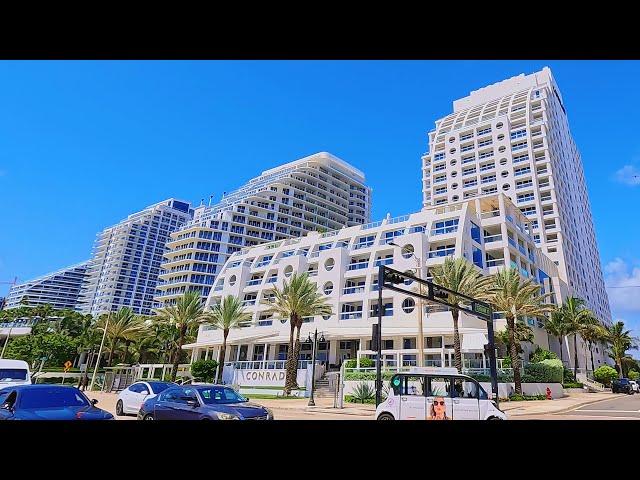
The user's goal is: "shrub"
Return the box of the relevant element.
[501,357,511,368]
[190,359,219,383]
[563,366,575,383]
[345,372,395,381]
[344,358,375,369]
[522,359,563,383]
[562,382,584,389]
[345,395,376,404]
[350,381,375,403]
[628,370,640,381]
[508,393,547,401]
[593,365,618,387]
[529,346,558,363]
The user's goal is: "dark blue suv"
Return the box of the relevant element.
[138,385,273,420]
[612,378,634,394]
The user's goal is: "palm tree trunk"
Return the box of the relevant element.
[558,337,563,363]
[283,319,297,395]
[573,333,579,380]
[216,329,229,384]
[171,325,187,382]
[589,341,595,375]
[507,316,522,395]
[107,340,115,367]
[285,322,303,394]
[452,308,463,373]
[123,339,131,364]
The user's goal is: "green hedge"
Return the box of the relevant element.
[562,383,584,389]
[594,365,618,386]
[345,395,376,404]
[344,358,375,368]
[344,372,395,381]
[522,359,563,383]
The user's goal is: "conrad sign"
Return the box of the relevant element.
[235,369,307,387]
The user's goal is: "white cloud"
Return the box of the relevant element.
[614,165,640,186]
[605,258,640,313]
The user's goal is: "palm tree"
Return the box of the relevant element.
[604,321,638,378]
[263,273,332,395]
[202,295,252,383]
[543,309,569,363]
[579,320,607,375]
[496,321,534,363]
[96,308,147,366]
[484,267,553,395]
[430,258,490,373]
[555,297,596,380]
[155,290,207,382]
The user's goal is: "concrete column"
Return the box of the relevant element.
[329,339,338,366]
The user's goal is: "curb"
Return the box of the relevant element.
[306,407,374,416]
[506,394,618,417]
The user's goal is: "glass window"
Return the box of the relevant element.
[452,379,479,399]
[19,388,89,409]
[0,369,28,382]
[199,387,247,405]
[129,383,145,393]
[427,377,451,397]
[403,376,425,396]
[160,388,182,402]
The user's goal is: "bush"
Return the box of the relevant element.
[563,367,575,383]
[628,370,640,381]
[562,382,584,389]
[594,365,618,387]
[190,359,219,383]
[529,347,558,363]
[345,372,395,381]
[345,395,376,404]
[508,393,547,402]
[501,357,511,368]
[522,359,563,383]
[350,381,375,403]
[344,358,375,369]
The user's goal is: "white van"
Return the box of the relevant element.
[0,360,32,389]
[375,367,507,420]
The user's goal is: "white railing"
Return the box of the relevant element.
[223,360,313,370]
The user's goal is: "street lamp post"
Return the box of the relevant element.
[390,242,425,368]
[306,329,325,407]
[89,316,109,392]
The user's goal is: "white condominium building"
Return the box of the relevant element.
[80,198,193,316]
[5,261,90,311]
[185,194,612,370]
[421,67,611,326]
[155,152,371,307]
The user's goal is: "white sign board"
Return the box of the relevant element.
[234,369,307,387]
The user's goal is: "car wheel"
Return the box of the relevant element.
[488,417,503,420]
[377,413,395,421]
[116,400,124,416]
[143,414,155,421]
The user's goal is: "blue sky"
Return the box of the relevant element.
[0,60,638,339]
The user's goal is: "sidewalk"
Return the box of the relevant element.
[498,392,618,416]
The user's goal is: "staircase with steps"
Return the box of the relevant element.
[576,373,607,392]
[312,377,335,398]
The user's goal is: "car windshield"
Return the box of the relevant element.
[0,369,28,382]
[147,382,174,394]
[19,388,90,409]
[198,387,248,405]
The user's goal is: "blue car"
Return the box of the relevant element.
[0,385,114,420]
[137,384,273,420]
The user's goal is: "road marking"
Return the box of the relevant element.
[577,409,640,413]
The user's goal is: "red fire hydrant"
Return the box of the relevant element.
[546,387,552,400]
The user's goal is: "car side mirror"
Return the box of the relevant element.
[182,397,199,407]
[91,399,99,406]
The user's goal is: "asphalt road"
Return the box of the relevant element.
[515,393,640,420]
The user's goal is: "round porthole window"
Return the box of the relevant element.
[502,184,510,191]
[402,298,415,314]
[322,315,331,321]
[496,122,504,129]
[452,195,459,201]
[284,265,293,277]
[324,258,334,271]
[499,158,508,165]
[451,183,459,190]
[497,134,505,141]
[449,148,456,154]
[403,270,414,286]
[323,282,333,295]
[451,171,458,177]
[402,244,415,259]
[449,137,455,143]
[450,159,457,166]
[501,171,509,178]
[229,275,236,286]
[498,146,506,153]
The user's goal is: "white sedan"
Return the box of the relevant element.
[116,381,177,416]
[630,380,640,393]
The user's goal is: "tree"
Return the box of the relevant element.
[580,321,608,374]
[603,321,637,379]
[191,359,220,383]
[496,321,534,363]
[96,308,147,366]
[202,295,252,383]
[554,297,597,380]
[484,267,553,395]
[155,291,207,382]
[263,273,332,395]
[430,258,490,373]
[543,309,569,363]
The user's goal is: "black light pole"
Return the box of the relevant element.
[375,266,384,406]
[308,328,318,407]
[485,307,499,407]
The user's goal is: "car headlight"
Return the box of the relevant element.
[265,408,274,419]
[216,412,240,420]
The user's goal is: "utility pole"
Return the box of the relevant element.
[89,316,109,392]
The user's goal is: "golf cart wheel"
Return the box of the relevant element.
[488,416,503,420]
[377,413,395,421]
[116,400,124,416]
[143,414,155,421]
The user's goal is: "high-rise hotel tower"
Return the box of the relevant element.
[421,67,610,325]
[155,152,371,307]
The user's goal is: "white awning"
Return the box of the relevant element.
[461,333,488,351]
[182,331,279,349]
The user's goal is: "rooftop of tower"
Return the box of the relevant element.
[452,66,560,113]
